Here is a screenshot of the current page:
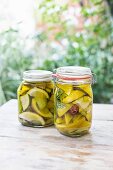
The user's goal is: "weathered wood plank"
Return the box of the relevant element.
[0,100,113,170]
[0,120,113,170]
[93,103,113,120]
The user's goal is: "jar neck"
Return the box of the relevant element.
[54,74,93,85]
[56,79,92,85]
[23,79,52,83]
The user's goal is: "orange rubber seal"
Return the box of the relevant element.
[52,74,91,81]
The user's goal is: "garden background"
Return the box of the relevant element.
[0,0,113,105]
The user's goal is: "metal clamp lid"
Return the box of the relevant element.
[53,66,95,84]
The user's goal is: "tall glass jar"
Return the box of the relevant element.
[54,66,93,137]
[17,70,54,127]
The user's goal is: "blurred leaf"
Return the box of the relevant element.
[36,0,113,103]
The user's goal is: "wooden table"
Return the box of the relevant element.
[0,100,113,170]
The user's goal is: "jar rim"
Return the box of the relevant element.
[56,66,92,77]
[23,70,52,82]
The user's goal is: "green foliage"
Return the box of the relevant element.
[36,0,113,103]
[0,0,113,105]
[0,29,34,105]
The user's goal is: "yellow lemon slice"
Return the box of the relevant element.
[57,83,72,95]
[18,83,31,95]
[32,99,53,118]
[50,94,54,101]
[73,96,92,110]
[19,112,45,125]
[47,100,53,109]
[28,87,49,99]
[46,81,54,89]
[86,112,92,122]
[65,112,73,125]
[55,117,65,124]
[57,103,72,117]
[78,84,93,97]
[63,90,85,103]
[20,94,30,111]
[56,114,84,129]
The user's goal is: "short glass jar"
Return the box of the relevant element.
[17,70,54,127]
[54,66,93,137]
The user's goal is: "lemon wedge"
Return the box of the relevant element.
[28,87,49,99]
[32,99,53,118]
[65,112,73,125]
[78,84,93,97]
[20,94,30,111]
[63,90,85,103]
[57,103,72,117]
[57,83,72,95]
[73,96,92,110]
[19,112,45,125]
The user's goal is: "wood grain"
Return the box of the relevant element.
[0,100,113,170]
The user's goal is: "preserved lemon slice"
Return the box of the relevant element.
[35,96,47,110]
[46,88,51,93]
[28,87,49,99]
[57,103,72,117]
[50,108,54,113]
[78,105,92,120]
[78,84,93,97]
[19,112,45,125]
[20,94,30,111]
[39,108,53,118]
[46,118,53,125]
[73,96,92,110]
[32,99,53,118]
[57,83,72,95]
[69,114,85,128]
[63,90,85,103]
[28,87,49,110]
[78,120,91,128]
[86,112,92,122]
[37,98,47,110]
[47,100,53,109]
[50,94,54,101]
[46,82,54,89]
[56,114,85,129]
[18,84,30,95]
[65,112,73,125]
[56,117,65,124]
[36,82,46,89]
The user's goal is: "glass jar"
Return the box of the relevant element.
[54,66,93,137]
[17,70,54,127]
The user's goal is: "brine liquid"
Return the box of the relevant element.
[17,81,54,127]
[54,83,93,137]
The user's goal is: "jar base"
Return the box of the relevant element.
[56,128,90,137]
[19,119,53,128]
[21,122,54,128]
[60,131,89,137]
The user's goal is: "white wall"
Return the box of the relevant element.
[0,0,35,36]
